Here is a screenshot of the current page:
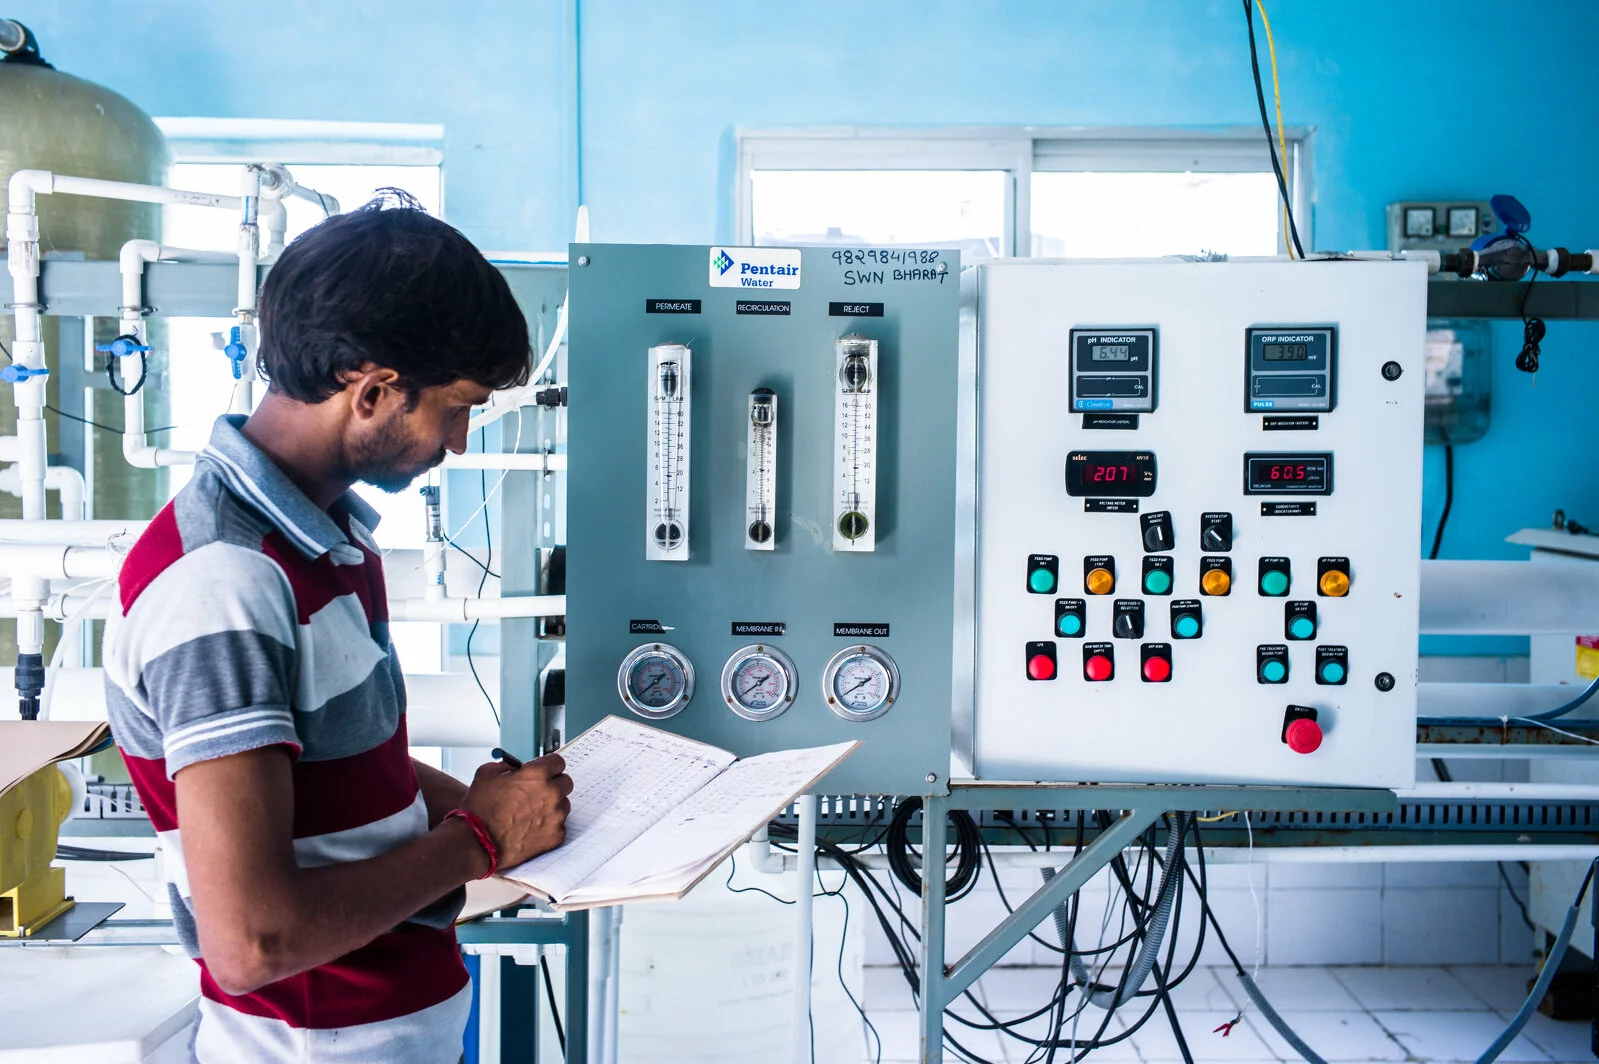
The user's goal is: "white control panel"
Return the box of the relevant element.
[958,260,1427,787]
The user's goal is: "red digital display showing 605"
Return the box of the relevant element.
[1244,453,1332,495]
[1065,451,1157,497]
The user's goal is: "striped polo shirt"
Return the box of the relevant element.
[104,414,469,1064]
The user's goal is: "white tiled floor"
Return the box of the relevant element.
[860,964,1594,1063]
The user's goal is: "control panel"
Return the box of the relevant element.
[565,245,960,795]
[958,260,1427,787]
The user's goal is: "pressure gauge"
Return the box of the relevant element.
[1403,207,1436,239]
[719,644,797,722]
[821,645,900,722]
[617,643,695,719]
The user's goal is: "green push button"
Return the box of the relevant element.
[1029,568,1056,594]
[1143,569,1172,595]
[1261,659,1287,683]
[1261,569,1289,596]
[1174,614,1200,639]
[1320,660,1345,684]
[1289,616,1316,640]
[1057,613,1083,637]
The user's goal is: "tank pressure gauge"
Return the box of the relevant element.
[822,645,900,722]
[720,644,797,721]
[617,643,695,719]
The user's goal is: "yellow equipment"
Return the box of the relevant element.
[0,765,75,937]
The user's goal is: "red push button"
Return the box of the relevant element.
[1285,717,1323,754]
[1142,655,1171,683]
[1028,653,1056,681]
[1085,654,1113,681]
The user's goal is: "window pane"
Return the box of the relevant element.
[751,170,1005,259]
[1030,171,1281,258]
[165,163,443,253]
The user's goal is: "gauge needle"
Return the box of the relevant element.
[640,674,666,696]
[841,676,872,697]
[741,673,770,696]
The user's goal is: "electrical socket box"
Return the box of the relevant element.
[565,245,961,795]
[1386,200,1496,252]
[957,260,1427,787]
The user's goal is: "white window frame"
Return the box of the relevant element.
[154,117,445,168]
[735,126,1312,257]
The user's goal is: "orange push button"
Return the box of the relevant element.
[1201,567,1231,596]
[1319,569,1350,597]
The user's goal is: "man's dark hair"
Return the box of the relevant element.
[256,189,531,404]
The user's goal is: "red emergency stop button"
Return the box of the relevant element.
[1142,655,1171,683]
[1285,717,1323,754]
[1028,653,1056,680]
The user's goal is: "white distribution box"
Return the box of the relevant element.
[958,259,1427,787]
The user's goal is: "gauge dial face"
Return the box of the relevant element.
[720,645,797,721]
[617,644,694,719]
[822,645,900,722]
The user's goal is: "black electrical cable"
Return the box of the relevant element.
[884,797,983,900]
[1429,443,1454,560]
[449,541,502,580]
[1512,234,1546,375]
[56,844,153,862]
[105,347,148,396]
[465,432,499,726]
[1243,0,1305,258]
[539,953,566,1053]
[1499,863,1534,931]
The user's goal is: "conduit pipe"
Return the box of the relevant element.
[0,518,147,545]
[440,451,566,472]
[0,544,118,581]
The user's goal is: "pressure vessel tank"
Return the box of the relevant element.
[0,20,170,660]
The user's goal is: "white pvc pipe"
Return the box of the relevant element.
[1418,682,1592,720]
[0,519,148,544]
[387,594,566,622]
[0,463,85,521]
[440,451,567,472]
[0,544,121,580]
[118,239,219,467]
[15,170,243,210]
[1420,560,1599,634]
[791,793,817,1064]
[233,166,262,414]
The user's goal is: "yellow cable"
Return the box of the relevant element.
[1255,0,1293,258]
[1196,810,1242,823]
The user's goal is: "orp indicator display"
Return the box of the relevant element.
[1065,451,1157,498]
[1244,453,1332,495]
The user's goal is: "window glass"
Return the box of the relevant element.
[751,170,1006,260]
[1031,171,1281,258]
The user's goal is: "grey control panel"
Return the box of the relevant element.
[1246,326,1336,413]
[1070,328,1157,413]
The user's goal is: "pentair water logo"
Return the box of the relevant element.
[708,246,802,289]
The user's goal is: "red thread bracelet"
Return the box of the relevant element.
[445,808,499,879]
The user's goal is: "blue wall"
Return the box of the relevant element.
[14,0,1599,646]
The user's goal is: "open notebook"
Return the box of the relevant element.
[0,721,110,799]
[498,716,857,911]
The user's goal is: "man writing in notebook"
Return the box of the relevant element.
[103,192,573,1063]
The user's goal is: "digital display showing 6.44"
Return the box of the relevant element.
[1090,344,1132,362]
[1244,453,1332,495]
[1065,451,1157,498]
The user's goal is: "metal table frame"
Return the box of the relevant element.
[914,783,1398,1063]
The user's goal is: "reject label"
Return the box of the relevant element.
[709,246,802,290]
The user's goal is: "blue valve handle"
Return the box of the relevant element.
[94,335,151,359]
[223,326,248,380]
[0,364,49,384]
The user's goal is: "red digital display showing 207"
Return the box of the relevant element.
[1066,451,1157,498]
[1244,453,1332,495]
